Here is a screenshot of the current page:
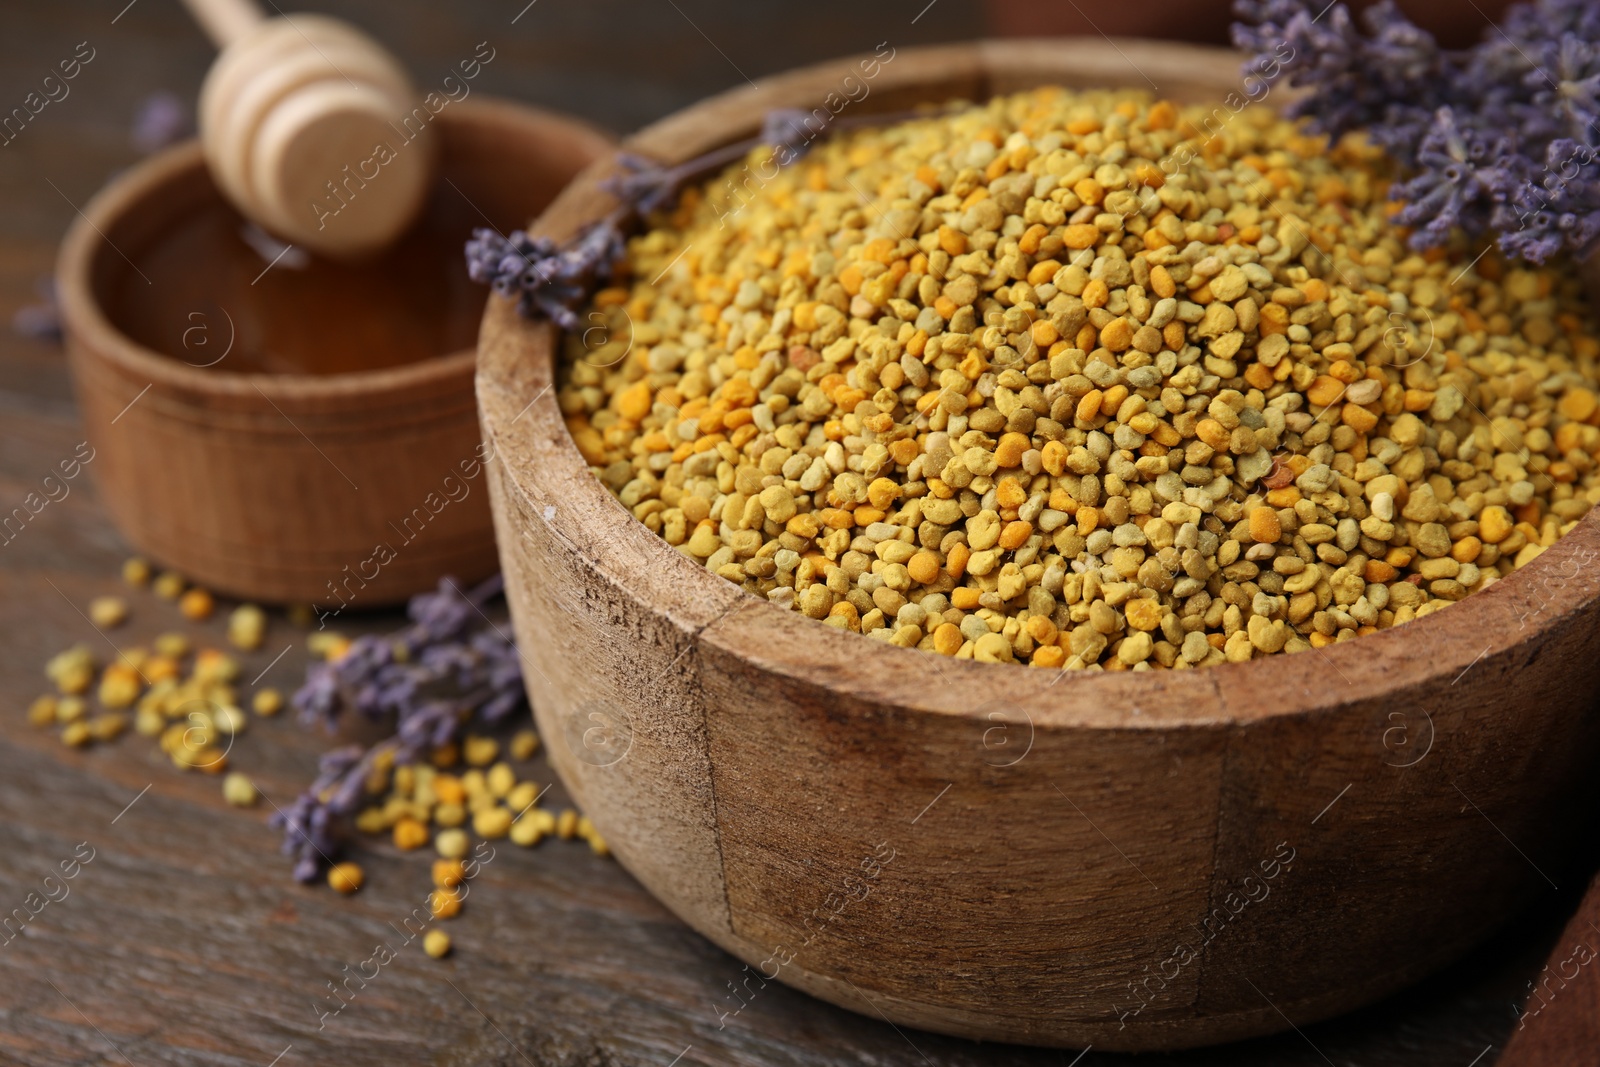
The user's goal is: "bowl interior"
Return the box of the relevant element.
[85,100,605,380]
[494,40,1600,734]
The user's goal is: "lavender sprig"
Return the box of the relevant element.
[1233,0,1600,263]
[1502,136,1600,262]
[1476,1,1600,142]
[463,130,768,332]
[603,138,763,216]
[131,90,193,155]
[1231,0,1458,166]
[10,277,61,342]
[1388,108,1520,251]
[272,575,526,882]
[464,106,926,328]
[273,745,364,883]
[465,222,627,332]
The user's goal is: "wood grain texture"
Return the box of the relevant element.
[477,38,1600,1052]
[55,98,611,606]
[0,2,1590,1064]
[1497,872,1600,1065]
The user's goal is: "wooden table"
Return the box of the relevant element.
[0,3,1585,1063]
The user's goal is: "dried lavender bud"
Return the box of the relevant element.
[465,224,626,332]
[131,90,193,155]
[1233,0,1600,262]
[271,748,355,884]
[10,278,60,342]
[1501,137,1600,262]
[762,108,830,164]
[469,107,913,327]
[1466,20,1596,150]
[1389,108,1518,249]
[277,575,527,881]
[1538,33,1600,141]
[758,108,924,165]
[1232,0,1453,166]
[604,153,687,217]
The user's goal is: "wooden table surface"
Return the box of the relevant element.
[0,3,1588,1064]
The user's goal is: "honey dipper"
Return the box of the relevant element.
[182,0,437,257]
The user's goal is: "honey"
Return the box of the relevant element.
[106,190,488,375]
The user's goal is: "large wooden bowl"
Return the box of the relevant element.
[477,41,1600,1050]
[58,99,611,605]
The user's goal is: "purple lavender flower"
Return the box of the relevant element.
[1501,137,1600,262]
[1390,108,1519,248]
[269,745,362,883]
[467,106,905,328]
[762,108,832,164]
[469,125,781,333]
[131,91,193,155]
[1542,33,1600,139]
[1230,0,1308,57]
[1232,0,1455,165]
[604,153,686,217]
[467,139,749,330]
[279,575,528,882]
[10,278,60,342]
[466,224,626,332]
[1233,0,1600,262]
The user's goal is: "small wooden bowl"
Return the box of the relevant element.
[58,98,611,605]
[477,41,1600,1051]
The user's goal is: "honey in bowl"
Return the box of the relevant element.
[59,99,614,605]
[105,185,489,376]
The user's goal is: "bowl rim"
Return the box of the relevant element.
[55,96,610,403]
[479,37,1600,732]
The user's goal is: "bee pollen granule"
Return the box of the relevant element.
[561,86,1600,672]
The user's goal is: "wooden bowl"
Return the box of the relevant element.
[476,41,1600,1050]
[58,98,611,605]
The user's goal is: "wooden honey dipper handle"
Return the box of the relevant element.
[180,0,265,47]
[186,0,438,258]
